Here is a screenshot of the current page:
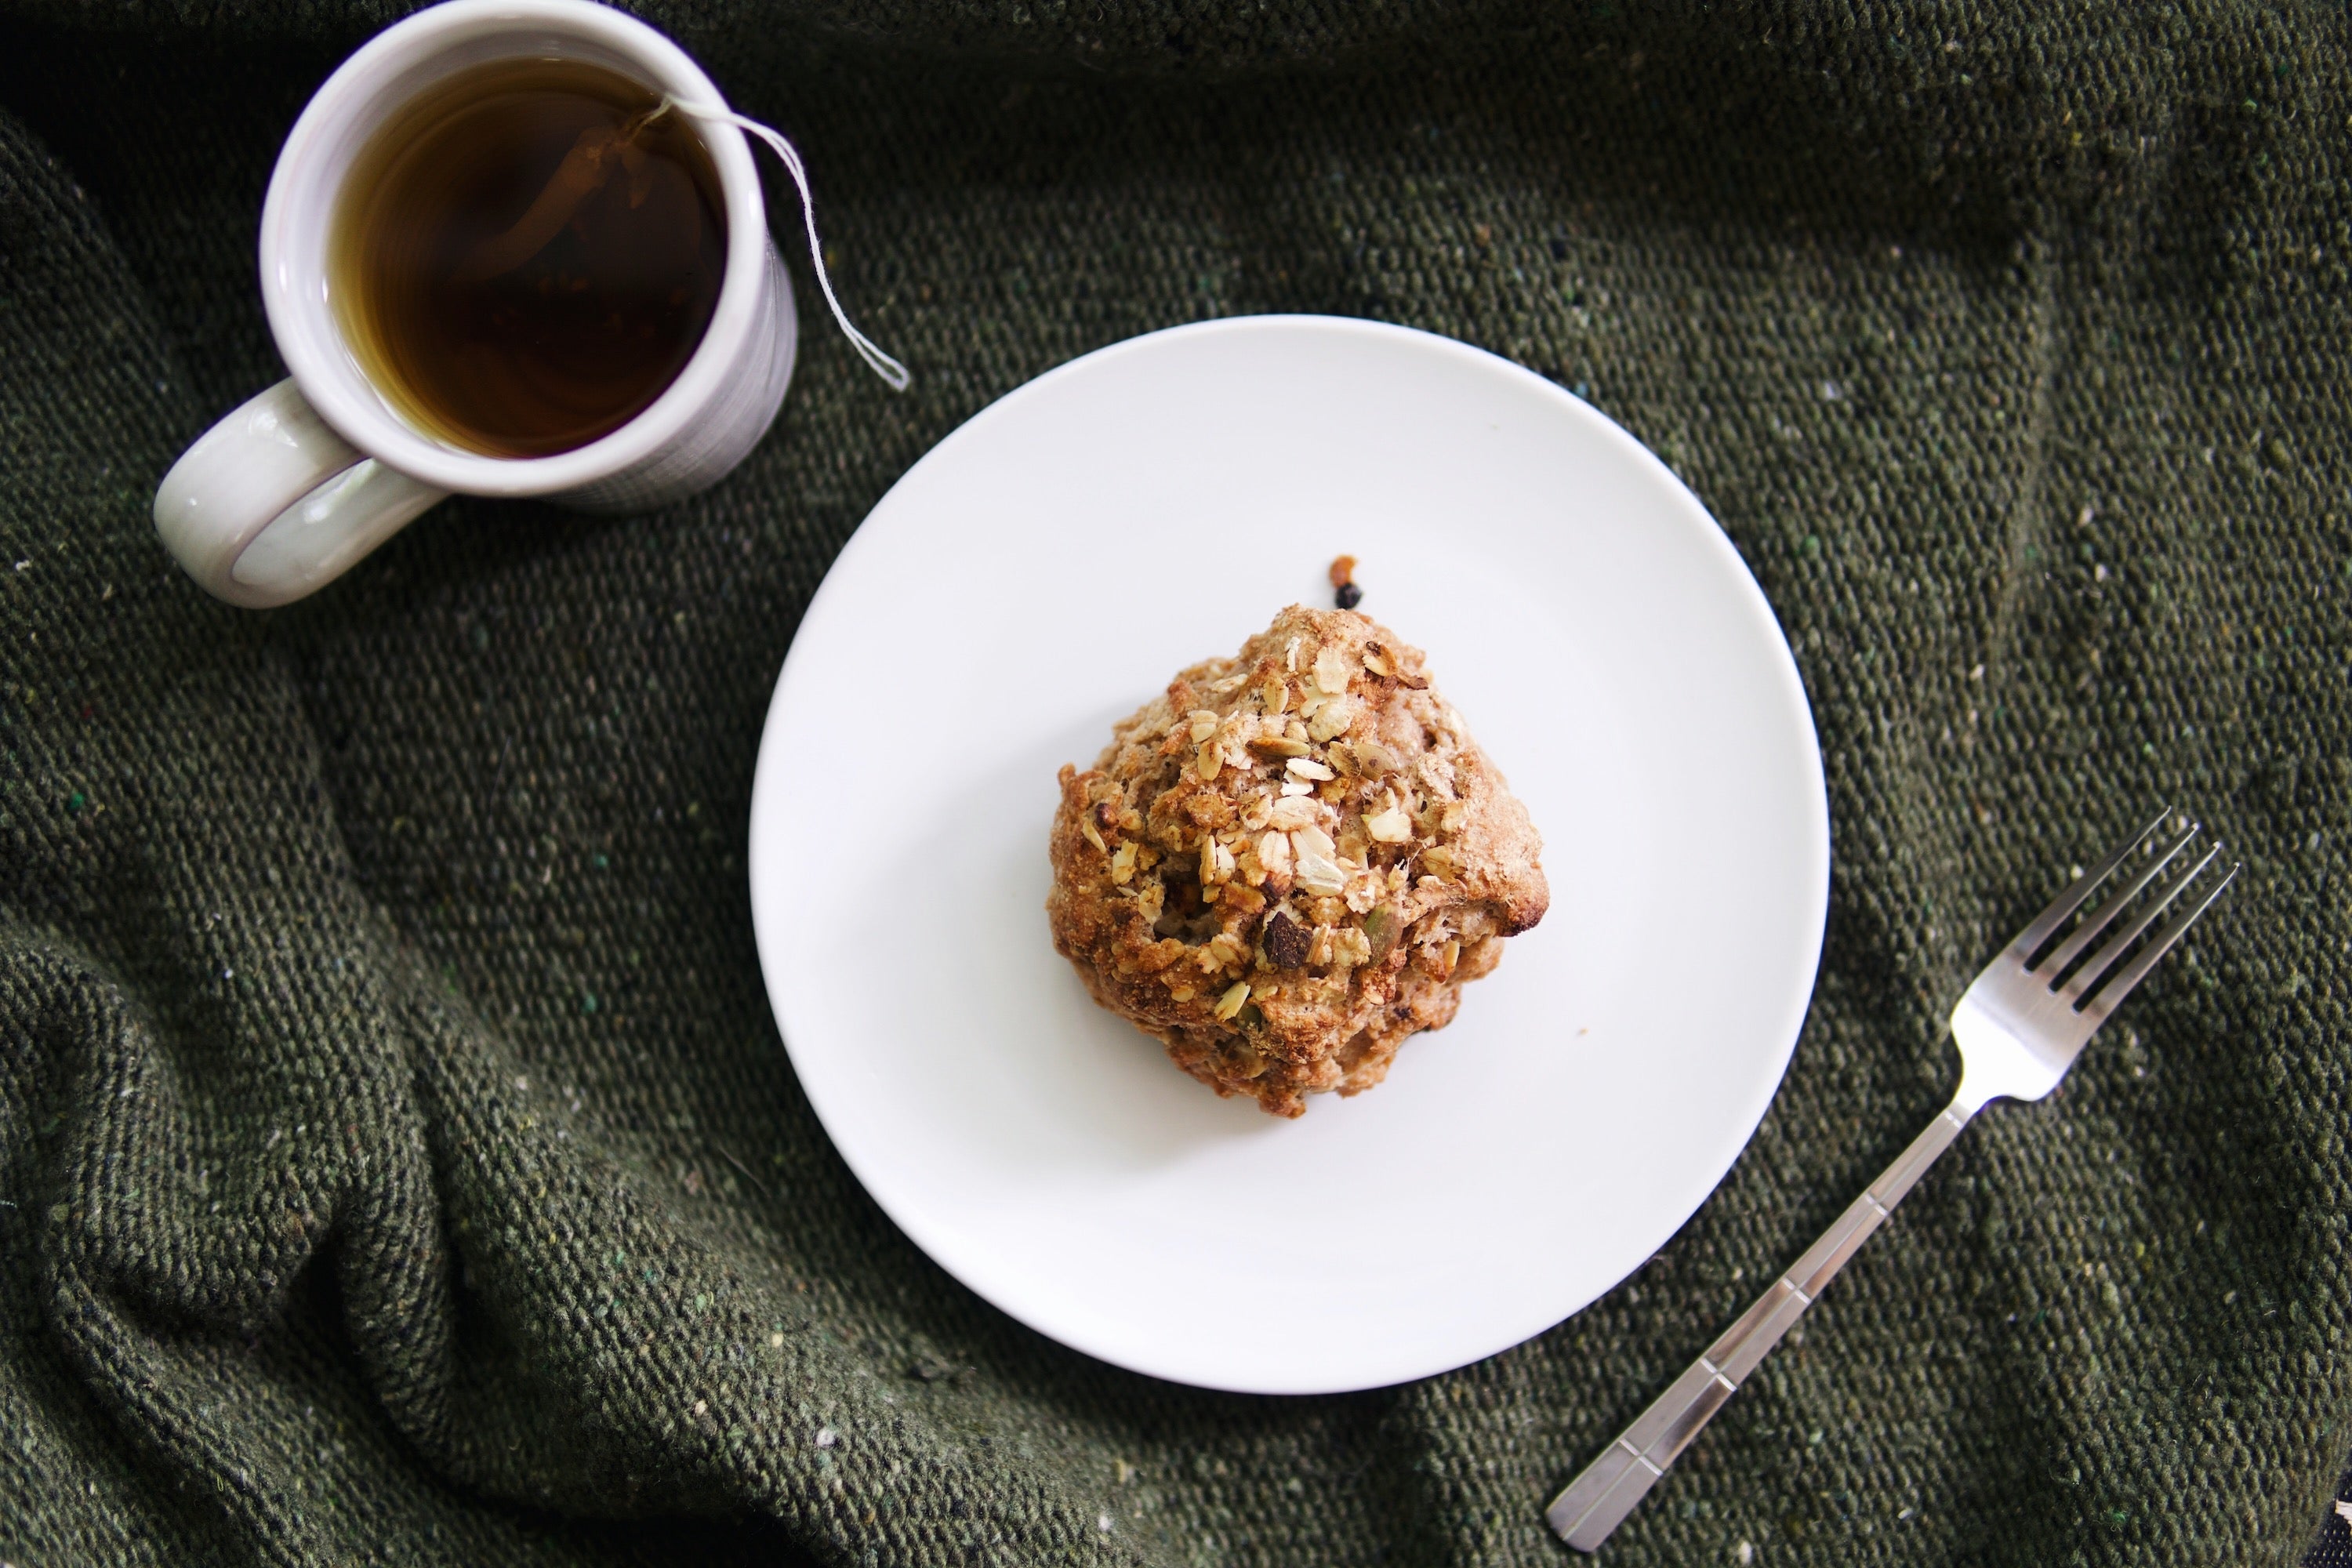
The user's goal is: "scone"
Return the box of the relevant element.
[1047,606,1548,1117]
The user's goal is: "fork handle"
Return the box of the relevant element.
[1544,1097,1978,1552]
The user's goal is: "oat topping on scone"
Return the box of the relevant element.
[1047,606,1548,1117]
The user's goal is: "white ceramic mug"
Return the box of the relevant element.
[154,0,797,608]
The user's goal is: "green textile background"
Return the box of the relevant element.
[3,1,2349,1563]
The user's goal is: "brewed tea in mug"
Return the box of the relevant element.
[329,56,726,458]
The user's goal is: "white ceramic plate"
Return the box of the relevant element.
[749,316,1827,1395]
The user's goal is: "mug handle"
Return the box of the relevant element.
[154,379,448,608]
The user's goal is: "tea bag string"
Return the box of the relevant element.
[644,96,910,392]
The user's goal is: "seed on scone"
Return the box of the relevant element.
[1046,605,1548,1118]
[1361,641,1428,688]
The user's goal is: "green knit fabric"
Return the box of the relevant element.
[2,2,2348,1563]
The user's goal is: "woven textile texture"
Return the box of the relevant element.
[3,1,2350,1563]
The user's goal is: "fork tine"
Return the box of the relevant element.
[2075,858,2239,1023]
[2033,823,2200,980]
[2060,841,2221,1001]
[2006,807,2171,961]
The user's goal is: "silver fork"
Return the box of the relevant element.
[1544,808,2238,1552]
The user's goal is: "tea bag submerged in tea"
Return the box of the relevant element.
[456,119,670,285]
[459,95,909,390]
[333,58,905,461]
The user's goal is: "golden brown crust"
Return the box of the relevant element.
[1047,606,1548,1117]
